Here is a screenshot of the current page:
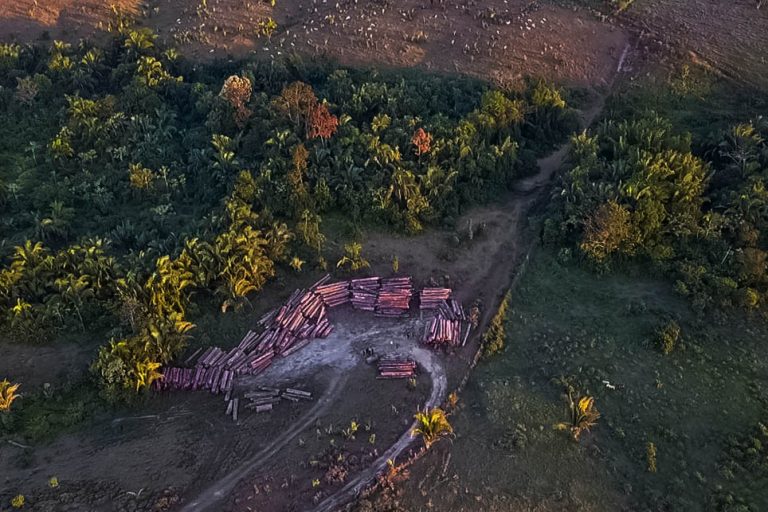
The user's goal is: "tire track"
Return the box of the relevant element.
[307,348,447,512]
[180,372,348,512]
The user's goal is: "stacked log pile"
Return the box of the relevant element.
[350,277,381,311]
[155,364,236,395]
[422,298,472,348]
[158,275,435,395]
[158,287,335,394]
[377,357,418,379]
[419,287,452,309]
[314,279,351,308]
[375,277,413,317]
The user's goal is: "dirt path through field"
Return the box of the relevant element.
[181,372,349,511]
[308,348,447,512]
[302,68,622,512]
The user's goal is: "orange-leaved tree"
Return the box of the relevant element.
[307,103,339,140]
[411,127,432,156]
[219,75,253,128]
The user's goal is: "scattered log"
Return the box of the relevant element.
[285,388,312,399]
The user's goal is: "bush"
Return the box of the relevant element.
[483,291,511,357]
[656,319,681,355]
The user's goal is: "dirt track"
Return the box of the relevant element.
[181,372,349,511]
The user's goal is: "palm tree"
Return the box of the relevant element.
[36,201,74,241]
[420,165,458,213]
[124,28,156,53]
[143,314,195,364]
[554,392,600,441]
[336,242,370,272]
[0,380,21,412]
[412,407,454,449]
[385,167,420,210]
[54,274,94,330]
[11,240,48,272]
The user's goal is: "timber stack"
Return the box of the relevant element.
[314,279,351,307]
[241,386,313,413]
[158,286,334,393]
[375,277,413,317]
[419,287,452,309]
[158,275,426,394]
[422,299,472,348]
[155,365,236,395]
[350,277,381,311]
[377,357,418,379]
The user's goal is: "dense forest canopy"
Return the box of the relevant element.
[0,27,576,400]
[545,113,768,316]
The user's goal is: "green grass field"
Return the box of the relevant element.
[404,248,768,511]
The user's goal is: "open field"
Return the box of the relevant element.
[3,1,768,88]
[1,0,626,86]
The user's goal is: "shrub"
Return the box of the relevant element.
[483,291,511,357]
[336,242,370,272]
[656,320,681,355]
[412,407,454,448]
[0,380,21,412]
[646,441,658,473]
[554,392,600,441]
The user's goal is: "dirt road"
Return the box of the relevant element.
[181,372,349,511]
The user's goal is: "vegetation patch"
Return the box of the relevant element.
[0,28,577,401]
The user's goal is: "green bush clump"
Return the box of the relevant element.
[545,112,768,317]
[483,291,511,357]
[656,320,681,355]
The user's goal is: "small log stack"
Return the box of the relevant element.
[241,386,312,413]
[422,298,472,348]
[155,365,236,395]
[377,357,418,379]
[419,287,452,309]
[315,280,351,308]
[282,388,313,401]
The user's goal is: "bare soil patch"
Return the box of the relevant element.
[0,0,628,87]
[0,342,91,389]
[618,0,768,89]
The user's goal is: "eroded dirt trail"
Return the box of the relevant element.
[297,82,617,512]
